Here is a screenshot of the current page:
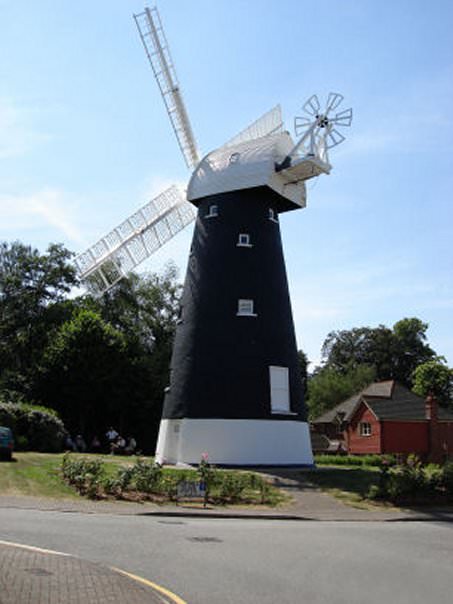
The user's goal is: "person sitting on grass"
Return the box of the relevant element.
[110,434,126,455]
[75,434,87,453]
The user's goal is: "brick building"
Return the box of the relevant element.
[311,380,453,462]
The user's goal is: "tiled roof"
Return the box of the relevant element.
[313,379,453,423]
[361,380,394,398]
[312,393,361,424]
[364,397,453,421]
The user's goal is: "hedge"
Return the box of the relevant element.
[0,400,66,452]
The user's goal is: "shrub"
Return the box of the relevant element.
[0,400,66,452]
[197,453,219,504]
[132,459,163,493]
[218,473,247,503]
[61,454,105,499]
[443,462,453,498]
[422,464,444,493]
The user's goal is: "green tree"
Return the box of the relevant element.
[412,359,453,406]
[306,364,376,419]
[298,350,309,397]
[36,309,134,435]
[0,241,77,394]
[35,265,182,450]
[96,264,182,443]
[392,318,436,385]
[321,317,436,387]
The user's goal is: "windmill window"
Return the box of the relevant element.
[359,422,372,437]
[237,233,252,247]
[237,299,257,317]
[268,208,278,223]
[205,204,218,218]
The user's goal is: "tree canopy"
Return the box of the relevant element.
[306,364,376,420]
[321,318,436,387]
[0,241,78,395]
[412,359,453,406]
[0,240,181,452]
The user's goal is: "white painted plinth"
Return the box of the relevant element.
[155,418,314,466]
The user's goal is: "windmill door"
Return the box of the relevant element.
[269,366,290,413]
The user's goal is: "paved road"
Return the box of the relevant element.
[1,508,452,604]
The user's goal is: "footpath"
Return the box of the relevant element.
[1,469,452,603]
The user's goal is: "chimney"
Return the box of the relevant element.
[425,393,442,463]
[425,393,438,421]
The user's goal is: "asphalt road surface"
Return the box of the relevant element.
[0,508,452,604]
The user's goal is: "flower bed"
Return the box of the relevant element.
[61,454,283,506]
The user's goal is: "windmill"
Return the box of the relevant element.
[74,5,352,466]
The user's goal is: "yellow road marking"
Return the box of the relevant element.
[112,567,188,604]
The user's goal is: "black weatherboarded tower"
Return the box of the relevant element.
[155,129,320,466]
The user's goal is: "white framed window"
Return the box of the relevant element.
[268,208,278,223]
[205,204,218,218]
[237,299,257,317]
[237,233,252,247]
[359,422,372,436]
[269,366,290,413]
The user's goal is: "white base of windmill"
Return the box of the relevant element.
[155,419,314,466]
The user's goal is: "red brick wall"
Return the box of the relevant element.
[348,404,381,454]
[438,422,453,460]
[381,421,428,454]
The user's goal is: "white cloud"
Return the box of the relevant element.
[0,189,84,245]
[0,98,49,159]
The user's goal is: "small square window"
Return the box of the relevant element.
[268,208,278,222]
[359,422,372,436]
[205,204,218,218]
[237,233,252,247]
[237,299,256,316]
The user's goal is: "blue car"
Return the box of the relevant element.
[0,426,14,461]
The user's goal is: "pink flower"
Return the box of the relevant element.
[201,452,209,461]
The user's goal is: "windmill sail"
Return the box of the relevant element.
[75,186,195,296]
[134,7,199,170]
[223,105,283,148]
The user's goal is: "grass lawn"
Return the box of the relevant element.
[0,452,149,499]
[304,465,383,509]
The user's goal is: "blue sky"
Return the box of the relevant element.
[1,0,452,367]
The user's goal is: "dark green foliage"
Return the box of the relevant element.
[321,318,436,387]
[443,462,453,496]
[0,241,77,396]
[298,350,309,397]
[307,364,376,419]
[369,456,453,503]
[0,399,66,452]
[1,239,182,452]
[36,309,132,435]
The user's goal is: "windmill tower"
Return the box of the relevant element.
[75,6,352,466]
